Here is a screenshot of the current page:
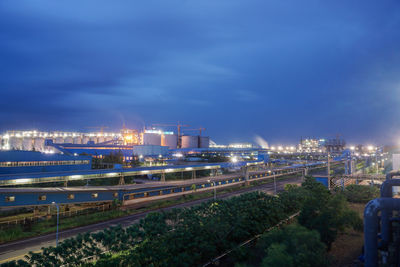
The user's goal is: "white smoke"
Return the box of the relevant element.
[254,135,269,149]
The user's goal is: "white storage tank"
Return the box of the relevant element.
[73,136,82,144]
[33,137,45,151]
[82,136,90,144]
[199,136,210,148]
[89,136,97,143]
[22,137,33,150]
[161,134,178,149]
[181,135,199,148]
[55,137,64,144]
[9,137,23,150]
[64,136,73,143]
[97,136,105,143]
[141,132,161,146]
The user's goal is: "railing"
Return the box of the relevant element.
[0,203,112,230]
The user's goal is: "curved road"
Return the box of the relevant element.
[0,176,302,263]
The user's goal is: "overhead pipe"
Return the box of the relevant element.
[386,171,400,181]
[364,198,400,267]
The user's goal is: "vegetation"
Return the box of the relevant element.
[236,224,328,267]
[3,191,301,266]
[342,184,379,203]
[1,177,374,267]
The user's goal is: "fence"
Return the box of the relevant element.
[0,203,113,230]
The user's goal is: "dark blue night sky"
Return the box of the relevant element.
[1,1,400,145]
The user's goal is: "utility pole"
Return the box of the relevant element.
[327,152,331,190]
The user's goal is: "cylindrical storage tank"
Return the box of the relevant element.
[97,136,105,143]
[161,134,178,149]
[141,133,161,146]
[9,137,23,150]
[64,136,73,143]
[34,137,45,151]
[55,137,64,144]
[73,136,82,144]
[181,135,199,148]
[199,136,210,148]
[89,136,97,143]
[82,136,90,144]
[22,137,33,150]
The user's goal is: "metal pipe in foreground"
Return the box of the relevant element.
[364,198,400,267]
[380,178,400,245]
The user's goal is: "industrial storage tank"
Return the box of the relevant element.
[33,137,45,151]
[73,136,82,144]
[199,136,210,148]
[141,132,161,146]
[181,135,199,148]
[55,137,64,144]
[64,136,73,143]
[105,136,113,142]
[82,136,90,144]
[89,136,97,143]
[9,137,23,150]
[161,134,178,149]
[97,136,105,143]
[22,137,33,150]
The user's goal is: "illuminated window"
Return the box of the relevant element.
[113,192,118,198]
[38,195,46,201]
[5,196,15,202]
[68,194,75,200]
[92,193,98,198]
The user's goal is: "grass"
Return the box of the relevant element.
[328,203,365,266]
[0,173,301,244]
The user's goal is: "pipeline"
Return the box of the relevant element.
[364,198,400,267]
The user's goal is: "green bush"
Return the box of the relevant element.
[342,184,379,203]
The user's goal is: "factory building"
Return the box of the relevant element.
[0,151,91,175]
[0,131,121,152]
[133,145,169,157]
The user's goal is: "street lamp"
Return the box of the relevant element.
[268,170,276,195]
[207,179,216,200]
[52,202,60,247]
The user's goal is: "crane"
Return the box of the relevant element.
[86,126,109,134]
[152,122,190,137]
[183,127,206,136]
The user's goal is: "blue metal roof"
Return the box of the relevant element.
[0,160,265,182]
[0,151,91,162]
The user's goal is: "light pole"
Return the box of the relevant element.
[52,202,59,247]
[207,179,216,200]
[269,170,276,194]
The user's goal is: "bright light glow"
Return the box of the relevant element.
[185,167,193,170]
[173,153,183,158]
[15,178,31,184]
[367,146,374,151]
[349,146,355,150]
[277,146,283,151]
[231,156,238,163]
[270,146,276,150]
[107,173,118,177]
[70,175,82,179]
[165,168,174,172]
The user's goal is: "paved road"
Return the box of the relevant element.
[0,176,302,263]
